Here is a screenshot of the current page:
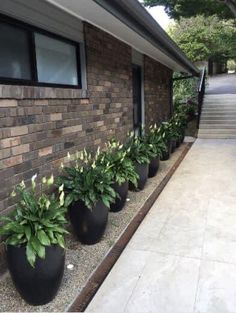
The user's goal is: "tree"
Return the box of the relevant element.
[143,0,236,19]
[168,15,236,62]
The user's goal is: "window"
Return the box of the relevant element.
[0,15,81,88]
[35,33,78,86]
[0,23,31,80]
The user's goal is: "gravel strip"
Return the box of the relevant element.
[0,143,188,312]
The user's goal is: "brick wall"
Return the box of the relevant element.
[0,22,173,273]
[0,23,133,217]
[144,56,173,128]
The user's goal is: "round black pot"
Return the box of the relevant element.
[69,200,108,245]
[160,141,171,161]
[7,245,65,306]
[110,181,128,213]
[129,162,149,191]
[171,140,176,153]
[176,139,180,148]
[148,156,160,178]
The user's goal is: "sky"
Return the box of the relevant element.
[142,5,172,30]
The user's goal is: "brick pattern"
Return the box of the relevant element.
[144,56,172,128]
[0,23,172,217]
[0,23,134,215]
[85,23,133,141]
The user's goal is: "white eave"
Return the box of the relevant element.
[45,0,199,75]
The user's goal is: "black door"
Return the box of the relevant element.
[132,65,142,134]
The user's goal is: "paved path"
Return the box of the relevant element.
[86,139,236,313]
[206,74,236,94]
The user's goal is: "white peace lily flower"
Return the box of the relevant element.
[42,177,47,184]
[59,191,65,206]
[31,174,37,190]
[46,199,50,209]
[60,162,64,169]
[67,152,71,160]
[11,190,16,198]
[59,184,64,192]
[47,174,54,186]
[20,180,25,188]
[31,174,37,182]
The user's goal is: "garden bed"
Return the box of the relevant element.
[0,142,192,312]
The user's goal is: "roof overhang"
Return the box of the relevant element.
[45,0,199,76]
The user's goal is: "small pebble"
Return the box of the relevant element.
[67,264,74,270]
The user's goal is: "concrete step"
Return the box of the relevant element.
[199,125,236,129]
[200,120,236,124]
[198,134,236,139]
[201,117,236,121]
[198,129,236,134]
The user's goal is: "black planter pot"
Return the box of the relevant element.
[7,245,65,306]
[110,181,128,213]
[171,140,176,153]
[69,200,108,245]
[129,162,149,191]
[160,141,171,161]
[176,139,180,148]
[148,156,160,178]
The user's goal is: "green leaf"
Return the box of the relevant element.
[37,230,51,246]
[55,234,65,249]
[26,242,36,267]
[101,195,110,208]
[24,226,31,241]
[30,236,45,259]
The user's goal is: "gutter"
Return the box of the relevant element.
[93,0,199,77]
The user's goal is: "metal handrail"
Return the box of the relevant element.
[197,67,206,128]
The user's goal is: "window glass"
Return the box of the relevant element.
[35,33,78,85]
[0,23,31,79]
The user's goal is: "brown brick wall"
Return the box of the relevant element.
[0,24,173,217]
[0,23,133,216]
[144,56,173,128]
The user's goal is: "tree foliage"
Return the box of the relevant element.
[168,15,236,62]
[143,0,236,19]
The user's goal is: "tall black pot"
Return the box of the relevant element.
[160,141,171,161]
[148,156,160,178]
[171,140,176,153]
[110,181,128,213]
[69,200,108,245]
[176,139,180,148]
[129,162,149,191]
[7,245,65,306]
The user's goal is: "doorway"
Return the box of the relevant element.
[132,64,142,135]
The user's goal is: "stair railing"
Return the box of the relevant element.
[197,67,206,129]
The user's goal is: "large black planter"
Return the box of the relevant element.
[176,138,180,148]
[129,162,149,191]
[160,141,171,161]
[148,156,160,178]
[171,140,176,153]
[69,200,108,245]
[110,181,128,212]
[7,245,65,306]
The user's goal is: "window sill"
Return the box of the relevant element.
[0,84,89,99]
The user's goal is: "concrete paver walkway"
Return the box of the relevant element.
[86,139,236,313]
[206,74,236,94]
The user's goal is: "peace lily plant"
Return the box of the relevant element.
[0,174,68,267]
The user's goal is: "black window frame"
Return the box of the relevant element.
[0,13,82,89]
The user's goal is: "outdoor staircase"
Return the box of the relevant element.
[198,94,236,139]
